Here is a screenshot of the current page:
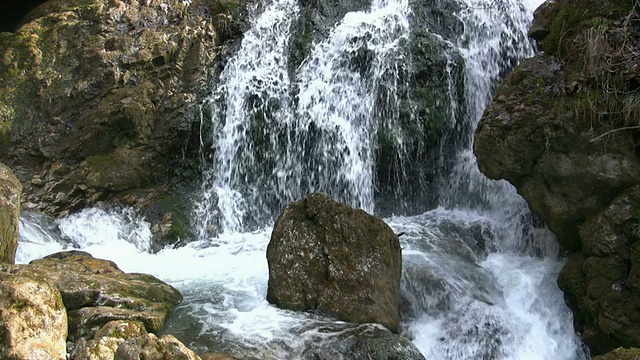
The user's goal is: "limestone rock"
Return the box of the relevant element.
[26,250,182,342]
[0,162,21,264]
[71,320,147,360]
[0,265,67,360]
[114,333,201,360]
[266,193,402,333]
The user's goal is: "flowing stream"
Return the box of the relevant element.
[17,0,591,358]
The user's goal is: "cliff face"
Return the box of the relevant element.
[0,0,245,244]
[474,0,640,354]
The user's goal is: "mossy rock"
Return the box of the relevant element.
[593,347,640,360]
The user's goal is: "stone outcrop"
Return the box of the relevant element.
[0,162,21,264]
[0,264,67,360]
[24,251,183,342]
[266,193,402,333]
[474,0,640,354]
[0,0,244,243]
[2,251,191,359]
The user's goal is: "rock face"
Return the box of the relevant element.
[0,0,241,231]
[0,264,68,360]
[266,193,402,333]
[26,250,183,342]
[474,0,640,354]
[0,162,21,264]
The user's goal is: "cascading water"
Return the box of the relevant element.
[16,0,592,358]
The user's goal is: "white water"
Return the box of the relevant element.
[16,0,590,358]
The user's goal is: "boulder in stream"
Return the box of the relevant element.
[266,193,402,333]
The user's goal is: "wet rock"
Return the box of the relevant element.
[267,193,402,333]
[0,264,67,360]
[200,353,238,360]
[27,250,182,342]
[0,0,242,217]
[299,323,425,360]
[0,162,21,264]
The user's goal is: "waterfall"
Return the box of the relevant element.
[16,0,591,358]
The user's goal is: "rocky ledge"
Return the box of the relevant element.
[474,0,640,355]
[0,250,202,360]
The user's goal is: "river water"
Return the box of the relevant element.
[16,0,590,358]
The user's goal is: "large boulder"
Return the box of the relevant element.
[474,0,640,354]
[266,193,402,333]
[0,264,67,360]
[0,0,242,222]
[0,162,21,264]
[25,250,183,342]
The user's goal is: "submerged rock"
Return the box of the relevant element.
[26,250,183,342]
[266,193,402,333]
[0,162,21,264]
[299,323,425,360]
[0,264,67,360]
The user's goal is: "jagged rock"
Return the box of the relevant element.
[558,186,640,354]
[115,333,201,360]
[0,264,67,360]
[0,162,21,264]
[474,0,640,354]
[0,0,243,220]
[26,250,182,342]
[298,324,425,360]
[266,193,402,333]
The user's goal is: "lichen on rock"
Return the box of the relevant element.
[0,162,22,264]
[0,264,68,360]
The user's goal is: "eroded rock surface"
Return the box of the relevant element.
[267,193,402,333]
[0,162,21,264]
[0,264,67,360]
